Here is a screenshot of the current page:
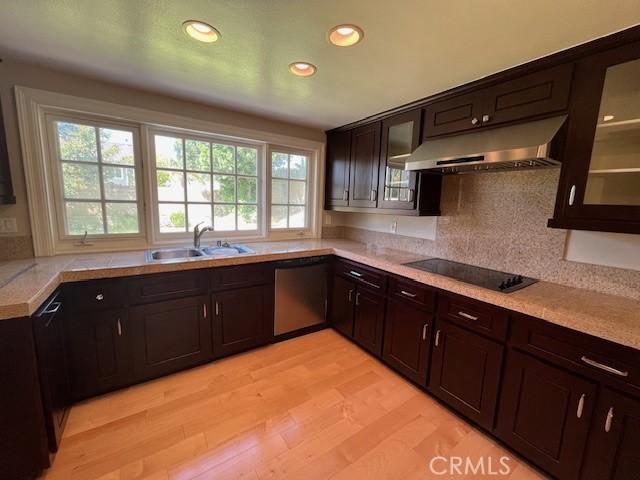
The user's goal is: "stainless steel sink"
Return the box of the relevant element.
[201,244,254,256]
[146,248,204,261]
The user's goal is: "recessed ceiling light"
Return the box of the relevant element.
[603,114,615,122]
[289,62,317,77]
[183,20,221,43]
[328,24,364,47]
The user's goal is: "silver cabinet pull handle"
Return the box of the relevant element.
[576,394,585,418]
[569,185,576,206]
[471,117,479,125]
[482,114,491,123]
[215,301,219,316]
[348,289,353,302]
[355,292,361,306]
[458,311,479,321]
[42,302,62,315]
[605,407,614,433]
[203,304,207,318]
[96,293,104,301]
[349,270,363,278]
[401,290,417,298]
[422,323,428,341]
[581,356,629,377]
[435,329,441,347]
[116,318,122,336]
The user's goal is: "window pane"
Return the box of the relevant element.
[185,140,211,171]
[65,201,104,235]
[271,205,288,229]
[214,205,236,231]
[271,152,288,178]
[237,176,257,204]
[289,155,307,180]
[106,203,139,234]
[157,170,185,202]
[155,135,183,169]
[57,122,97,162]
[271,179,288,204]
[62,163,100,199]
[289,180,306,205]
[237,147,257,175]
[289,206,305,228]
[100,128,134,165]
[238,205,258,230]
[213,175,235,203]
[187,173,212,202]
[158,203,186,232]
[188,204,212,230]
[103,166,137,201]
[212,144,235,173]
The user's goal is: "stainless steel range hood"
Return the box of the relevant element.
[404,115,567,174]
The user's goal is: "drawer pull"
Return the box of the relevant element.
[581,356,629,377]
[435,329,441,347]
[605,407,614,433]
[457,311,479,321]
[355,292,361,306]
[349,270,363,278]
[422,323,428,341]
[400,290,417,298]
[96,293,104,301]
[116,318,122,336]
[42,302,62,315]
[576,393,585,418]
[348,289,353,302]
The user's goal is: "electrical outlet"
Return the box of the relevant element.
[391,221,398,234]
[0,217,17,234]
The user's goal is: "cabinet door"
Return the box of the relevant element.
[496,350,596,480]
[550,41,640,233]
[483,64,573,126]
[330,275,355,338]
[66,309,132,399]
[348,123,381,207]
[130,296,212,381]
[353,287,385,357]
[428,320,503,430]
[377,110,420,210]
[581,388,640,480]
[325,130,351,207]
[423,90,485,137]
[382,300,432,385]
[212,285,272,357]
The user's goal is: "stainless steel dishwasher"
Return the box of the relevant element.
[274,256,329,336]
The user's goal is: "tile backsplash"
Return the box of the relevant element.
[336,169,640,300]
[0,235,34,261]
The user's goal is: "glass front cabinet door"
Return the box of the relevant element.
[377,110,421,210]
[552,41,640,233]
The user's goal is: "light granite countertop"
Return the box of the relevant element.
[0,239,638,350]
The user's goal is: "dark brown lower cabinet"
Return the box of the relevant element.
[66,308,132,399]
[428,320,503,430]
[581,388,640,480]
[331,275,355,338]
[496,350,597,480]
[353,287,385,357]
[212,285,272,357]
[130,296,212,381]
[382,299,432,385]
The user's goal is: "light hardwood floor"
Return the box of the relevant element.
[43,329,546,480]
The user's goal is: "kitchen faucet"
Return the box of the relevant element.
[193,222,214,249]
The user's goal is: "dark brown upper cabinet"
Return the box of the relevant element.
[0,98,16,204]
[423,90,485,138]
[348,122,381,208]
[325,130,351,208]
[549,41,640,234]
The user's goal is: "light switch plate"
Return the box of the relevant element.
[0,217,18,234]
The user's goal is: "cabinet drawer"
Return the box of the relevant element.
[438,294,508,341]
[67,280,126,311]
[389,276,436,312]
[335,259,387,292]
[211,263,271,291]
[127,269,208,305]
[510,314,640,390]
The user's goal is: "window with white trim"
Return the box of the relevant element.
[151,132,261,235]
[270,150,310,230]
[50,118,143,237]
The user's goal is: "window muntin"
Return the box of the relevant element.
[53,120,141,236]
[153,133,260,234]
[270,151,309,229]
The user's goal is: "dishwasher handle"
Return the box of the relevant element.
[274,256,329,269]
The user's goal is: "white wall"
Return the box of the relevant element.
[565,230,640,271]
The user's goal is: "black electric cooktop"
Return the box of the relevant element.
[404,258,537,293]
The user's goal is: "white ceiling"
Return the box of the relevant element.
[0,0,639,130]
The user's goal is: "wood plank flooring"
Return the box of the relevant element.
[42,329,546,480]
